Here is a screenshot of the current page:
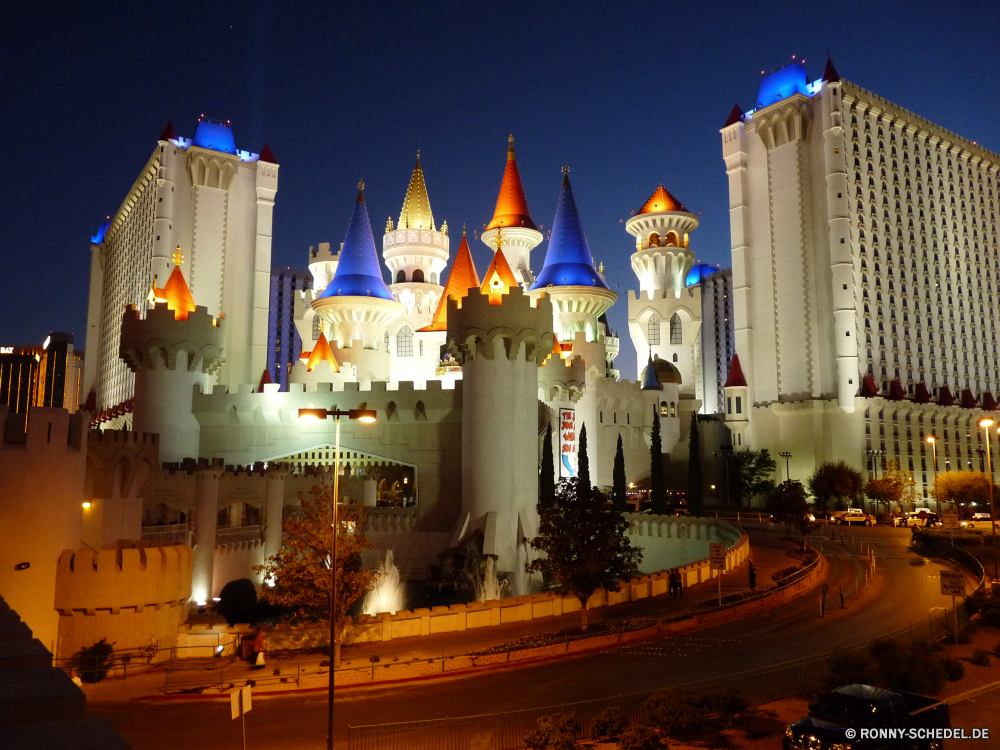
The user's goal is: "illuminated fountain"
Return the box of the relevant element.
[364,550,404,615]
[477,556,509,602]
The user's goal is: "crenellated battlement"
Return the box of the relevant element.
[538,353,586,403]
[120,303,226,374]
[446,287,554,365]
[54,544,192,614]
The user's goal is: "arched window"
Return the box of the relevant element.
[660,401,669,417]
[669,314,682,345]
[396,326,413,357]
[430,272,438,285]
[395,270,406,283]
[384,330,389,353]
[647,232,660,248]
[412,269,425,283]
[672,353,678,362]
[665,231,680,247]
[648,316,660,345]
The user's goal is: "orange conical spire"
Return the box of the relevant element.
[306,331,339,373]
[637,185,686,215]
[485,135,538,231]
[480,246,519,305]
[161,265,197,320]
[421,230,481,331]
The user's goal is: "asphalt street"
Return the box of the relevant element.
[90,525,976,749]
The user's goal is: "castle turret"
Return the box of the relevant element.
[625,184,703,398]
[480,136,543,287]
[311,183,404,384]
[120,264,225,462]
[446,283,554,593]
[722,353,749,447]
[383,152,449,321]
[529,168,616,487]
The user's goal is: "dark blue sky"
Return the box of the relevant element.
[2,1,998,380]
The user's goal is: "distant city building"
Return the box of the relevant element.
[721,59,1000,503]
[697,267,734,414]
[0,332,83,416]
[267,267,312,389]
[83,118,278,426]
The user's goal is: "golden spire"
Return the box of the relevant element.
[493,227,504,252]
[507,134,515,161]
[357,180,365,203]
[398,151,435,230]
[172,246,184,266]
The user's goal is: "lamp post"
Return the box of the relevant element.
[298,407,377,750]
[927,436,938,512]
[979,418,998,582]
[779,452,792,483]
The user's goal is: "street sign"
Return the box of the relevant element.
[940,570,965,597]
[942,513,960,531]
[231,685,252,719]
[709,542,726,571]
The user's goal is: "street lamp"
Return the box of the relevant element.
[779,452,792,483]
[927,436,939,512]
[298,407,377,750]
[979,418,998,582]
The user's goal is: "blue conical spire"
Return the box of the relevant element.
[641,353,663,391]
[320,183,393,301]
[531,167,609,290]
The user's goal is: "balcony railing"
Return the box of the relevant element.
[215,525,263,546]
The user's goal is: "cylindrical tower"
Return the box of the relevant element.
[625,186,699,297]
[383,152,448,323]
[151,122,179,286]
[311,183,403,385]
[480,136,543,287]
[447,284,554,593]
[120,266,225,463]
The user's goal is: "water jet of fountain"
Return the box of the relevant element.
[364,550,404,615]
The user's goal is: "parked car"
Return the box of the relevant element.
[784,684,949,750]
[972,511,992,521]
[829,508,874,526]
[898,510,941,527]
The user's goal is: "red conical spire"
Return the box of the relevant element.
[486,135,538,231]
[257,369,273,391]
[822,57,840,83]
[723,354,747,388]
[259,144,277,163]
[723,104,744,128]
[159,120,176,142]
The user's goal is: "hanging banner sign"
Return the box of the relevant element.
[559,408,577,478]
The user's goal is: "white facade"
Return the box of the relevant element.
[83,121,278,422]
[721,62,1000,495]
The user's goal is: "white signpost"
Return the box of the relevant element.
[710,543,726,607]
[942,512,960,545]
[231,685,252,749]
[940,570,965,644]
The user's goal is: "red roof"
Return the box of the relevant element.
[961,388,978,409]
[860,376,880,398]
[913,383,931,404]
[258,369,273,391]
[723,104,744,128]
[159,120,176,141]
[982,392,998,411]
[822,57,841,83]
[888,380,907,401]
[938,386,955,406]
[480,249,519,305]
[723,354,747,388]
[486,136,537,231]
[420,232,480,332]
[259,144,277,164]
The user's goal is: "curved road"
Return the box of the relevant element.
[91,526,975,749]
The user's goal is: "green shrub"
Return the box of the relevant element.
[971,648,991,667]
[590,706,627,740]
[706,687,749,726]
[617,726,663,750]
[645,688,708,736]
[524,713,579,750]
[941,656,965,681]
[70,639,114,683]
[771,566,801,583]
[980,607,1000,628]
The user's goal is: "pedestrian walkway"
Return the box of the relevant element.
[81,529,812,702]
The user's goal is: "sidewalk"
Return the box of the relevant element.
[82,529,810,702]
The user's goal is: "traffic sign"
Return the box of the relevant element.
[709,542,726,571]
[942,513,960,531]
[940,570,965,597]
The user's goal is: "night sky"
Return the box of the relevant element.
[2,1,998,381]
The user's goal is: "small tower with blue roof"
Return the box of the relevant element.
[311,182,403,384]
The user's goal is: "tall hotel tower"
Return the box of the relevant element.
[721,60,1000,502]
[83,119,278,425]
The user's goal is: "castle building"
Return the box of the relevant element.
[720,60,1000,500]
[82,119,279,425]
[267,267,312,389]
